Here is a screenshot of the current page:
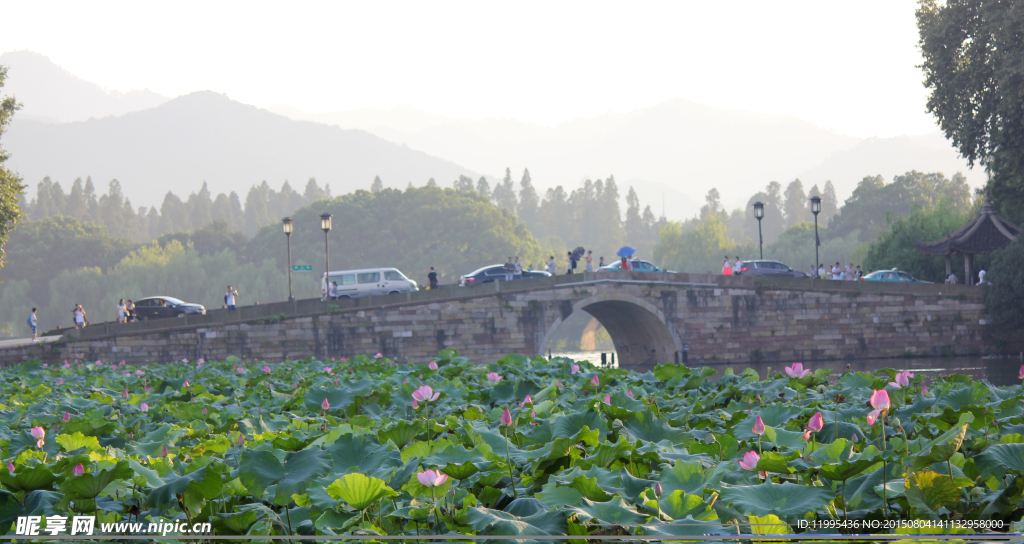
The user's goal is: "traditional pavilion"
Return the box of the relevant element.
[915,193,1020,285]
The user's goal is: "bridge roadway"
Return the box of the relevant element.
[1,271,991,371]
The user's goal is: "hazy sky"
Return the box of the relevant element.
[1,1,936,137]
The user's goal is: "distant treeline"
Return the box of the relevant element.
[21,176,332,240]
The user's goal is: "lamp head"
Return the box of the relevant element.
[282,217,293,234]
[810,196,822,215]
[753,201,764,220]
[320,213,333,232]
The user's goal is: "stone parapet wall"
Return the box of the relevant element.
[0,272,991,370]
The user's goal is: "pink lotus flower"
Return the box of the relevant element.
[42,363,47,367]
[738,450,760,471]
[375,353,382,358]
[412,398,419,409]
[55,379,63,385]
[428,361,438,370]
[500,407,513,427]
[603,395,611,405]
[262,365,271,373]
[570,365,579,374]
[922,386,928,395]
[95,360,102,365]
[752,416,765,436]
[181,358,189,363]
[1020,365,1024,379]
[802,430,811,440]
[591,374,600,386]
[183,380,189,388]
[237,434,245,447]
[487,372,502,382]
[161,445,168,457]
[806,412,824,433]
[73,463,85,476]
[416,469,448,487]
[202,406,207,415]
[30,427,45,440]
[144,386,151,392]
[866,409,881,427]
[626,389,635,398]
[36,439,45,448]
[531,410,536,418]
[412,385,440,403]
[340,357,347,362]
[654,482,663,497]
[556,381,563,389]
[198,358,205,364]
[522,395,533,406]
[334,378,339,386]
[785,362,810,379]
[140,403,149,412]
[869,389,890,411]
[851,433,859,442]
[63,412,71,423]
[889,371,914,389]
[123,389,130,398]
[321,398,330,411]
[323,367,333,374]
[6,463,13,473]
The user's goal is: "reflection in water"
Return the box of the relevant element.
[551,351,1022,387]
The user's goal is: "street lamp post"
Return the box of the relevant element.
[320,213,333,290]
[810,196,822,276]
[753,201,764,259]
[282,217,294,302]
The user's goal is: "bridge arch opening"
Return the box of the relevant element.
[541,294,681,370]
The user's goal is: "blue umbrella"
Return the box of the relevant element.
[617,246,635,258]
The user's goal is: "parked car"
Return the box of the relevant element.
[597,259,676,273]
[322,268,419,298]
[459,265,552,286]
[733,260,808,278]
[133,296,207,320]
[861,268,932,284]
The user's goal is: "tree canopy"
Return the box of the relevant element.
[918,0,1024,223]
[0,65,24,270]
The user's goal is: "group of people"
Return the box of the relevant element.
[721,256,743,275]
[116,300,139,323]
[816,262,863,280]
[546,250,606,275]
[945,269,987,285]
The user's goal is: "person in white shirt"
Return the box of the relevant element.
[117,299,127,323]
[513,257,523,279]
[547,256,556,275]
[328,281,339,300]
[73,304,86,329]
[978,269,986,285]
[28,308,37,342]
[225,286,238,310]
[831,263,841,280]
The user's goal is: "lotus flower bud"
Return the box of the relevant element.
[63,411,71,422]
[890,418,901,429]
[654,482,663,498]
[73,463,85,476]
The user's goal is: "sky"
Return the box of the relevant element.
[0,1,938,138]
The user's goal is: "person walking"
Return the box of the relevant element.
[722,256,732,275]
[855,266,864,280]
[225,286,239,310]
[503,257,514,281]
[621,256,633,271]
[818,264,826,279]
[513,257,523,280]
[28,308,37,342]
[125,299,136,322]
[733,256,741,272]
[585,250,593,272]
[73,304,86,329]
[328,281,339,300]
[547,256,556,275]
[117,299,127,324]
[428,267,439,289]
[598,256,605,268]
[567,251,575,274]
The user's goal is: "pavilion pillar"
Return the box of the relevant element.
[964,253,973,286]
[945,254,952,278]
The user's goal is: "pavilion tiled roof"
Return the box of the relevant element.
[915,193,1020,256]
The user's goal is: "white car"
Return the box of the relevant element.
[322,268,418,298]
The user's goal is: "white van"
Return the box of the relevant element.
[321,268,419,299]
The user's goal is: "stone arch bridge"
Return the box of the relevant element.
[2,272,990,371]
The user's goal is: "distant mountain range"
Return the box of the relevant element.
[2,50,978,218]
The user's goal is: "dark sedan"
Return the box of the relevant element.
[733,260,808,278]
[133,296,207,320]
[459,265,551,286]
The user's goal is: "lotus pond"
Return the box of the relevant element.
[3,351,1024,539]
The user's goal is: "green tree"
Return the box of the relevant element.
[492,168,517,212]
[371,176,384,193]
[517,168,539,229]
[985,239,1024,348]
[476,176,491,199]
[918,0,1024,224]
[654,214,753,274]
[782,179,807,229]
[452,175,475,192]
[861,200,978,282]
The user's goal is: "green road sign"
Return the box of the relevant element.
[292,265,312,271]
